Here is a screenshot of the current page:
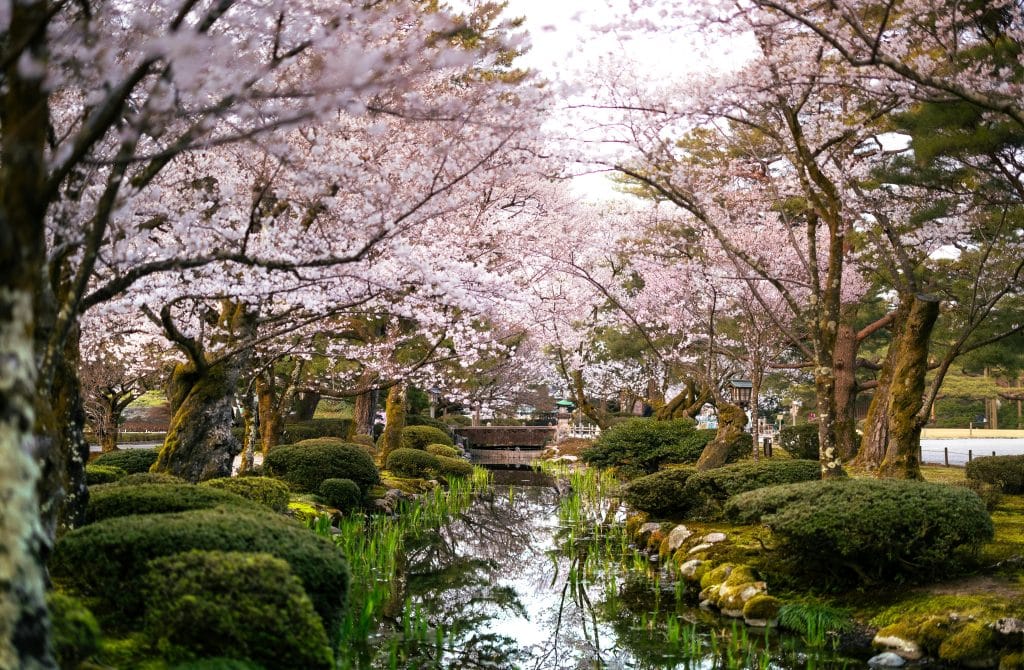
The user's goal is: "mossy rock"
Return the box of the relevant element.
[743,594,782,622]
[722,564,759,587]
[700,563,734,590]
[1000,652,1024,670]
[625,513,650,540]
[938,621,997,665]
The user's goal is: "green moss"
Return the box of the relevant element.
[870,594,1010,628]
[723,564,760,587]
[938,621,996,663]
[201,477,290,512]
[700,563,734,590]
[49,591,100,669]
[625,513,650,540]
[743,594,782,620]
[1000,651,1024,670]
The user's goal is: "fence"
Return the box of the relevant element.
[564,425,601,439]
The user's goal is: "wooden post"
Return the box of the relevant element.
[968,449,973,462]
[944,447,949,467]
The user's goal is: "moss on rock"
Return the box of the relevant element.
[938,621,997,666]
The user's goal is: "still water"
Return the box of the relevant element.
[388,469,863,669]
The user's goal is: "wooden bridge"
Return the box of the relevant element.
[453,426,556,467]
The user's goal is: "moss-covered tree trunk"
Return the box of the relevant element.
[256,373,283,454]
[0,0,57,661]
[291,390,320,421]
[378,385,406,467]
[570,369,612,430]
[857,294,939,479]
[696,402,747,471]
[353,387,377,436]
[833,309,860,461]
[155,361,241,482]
[238,387,258,474]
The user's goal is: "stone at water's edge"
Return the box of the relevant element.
[666,524,693,552]
[636,522,661,544]
[679,559,704,580]
[688,543,712,554]
[868,652,907,667]
[873,634,923,661]
[994,618,1024,636]
[703,532,727,544]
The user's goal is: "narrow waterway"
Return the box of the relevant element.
[392,469,864,669]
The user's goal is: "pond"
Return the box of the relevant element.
[338,468,868,670]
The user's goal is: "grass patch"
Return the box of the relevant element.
[921,465,968,485]
[125,390,167,409]
[982,493,1024,566]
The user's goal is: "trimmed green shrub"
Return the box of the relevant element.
[264,438,380,493]
[91,448,159,474]
[143,551,333,670]
[441,414,472,427]
[386,448,440,478]
[434,455,473,478]
[201,477,290,512]
[725,479,994,584]
[683,459,821,515]
[621,467,697,517]
[349,433,376,449]
[966,454,1024,493]
[778,424,819,460]
[86,465,127,486]
[108,472,186,487]
[49,591,100,669]
[84,484,256,524]
[171,660,262,670]
[399,425,453,451]
[404,414,450,433]
[282,418,354,443]
[319,478,362,510]
[581,419,714,475]
[51,507,349,628]
[426,443,461,458]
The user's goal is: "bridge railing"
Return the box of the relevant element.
[563,425,601,439]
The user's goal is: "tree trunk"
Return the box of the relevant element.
[857,294,939,479]
[99,399,118,453]
[256,373,283,454]
[291,391,320,421]
[696,402,747,471]
[570,369,612,429]
[378,385,406,466]
[656,379,710,420]
[833,311,860,461]
[0,0,57,659]
[353,387,377,436]
[239,387,258,475]
[155,362,241,482]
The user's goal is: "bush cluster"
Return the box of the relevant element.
[620,467,696,517]
[109,472,186,487]
[778,424,819,460]
[434,455,473,478]
[264,438,380,492]
[319,478,362,510]
[52,506,349,628]
[965,454,1024,493]
[683,459,821,514]
[386,448,440,478]
[143,550,334,670]
[404,414,450,433]
[48,592,100,670]
[91,448,159,474]
[581,419,717,475]
[426,443,461,458]
[399,425,453,451]
[85,464,127,486]
[85,483,256,524]
[725,478,993,584]
[201,476,291,512]
[282,418,355,443]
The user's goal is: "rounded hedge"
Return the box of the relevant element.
[399,425,453,451]
[725,478,994,584]
[386,448,440,478]
[434,455,473,479]
[349,433,376,449]
[108,472,186,487]
[48,591,100,670]
[425,443,461,458]
[84,483,257,524]
[319,478,362,510]
[778,424,819,460]
[682,459,821,515]
[143,550,333,670]
[91,448,159,474]
[966,454,1024,493]
[51,507,349,628]
[264,438,380,493]
[282,418,354,443]
[404,414,451,433]
[621,467,697,518]
[85,464,127,486]
[581,419,714,475]
[201,476,290,512]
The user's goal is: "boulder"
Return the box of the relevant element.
[873,633,924,661]
[703,532,727,544]
[688,543,712,555]
[666,525,694,552]
[678,559,705,582]
[868,652,907,667]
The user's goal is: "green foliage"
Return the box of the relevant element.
[318,478,362,510]
[349,433,376,449]
[85,465,127,486]
[581,418,713,475]
[434,455,474,479]
[386,448,440,478]
[282,418,354,443]
[725,479,994,584]
[777,600,855,648]
[201,476,290,512]
[143,551,333,670]
[404,414,450,433]
[778,424,819,460]
[109,472,186,487]
[441,414,472,427]
[425,443,461,458]
[264,438,380,493]
[85,484,257,524]
[52,507,349,628]
[48,591,100,669]
[91,448,159,474]
[620,467,697,517]
[954,479,1004,510]
[170,659,263,670]
[399,425,453,450]
[683,459,821,516]
[966,454,1024,493]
